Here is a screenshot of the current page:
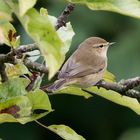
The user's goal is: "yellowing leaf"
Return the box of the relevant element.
[67,0,140,19]
[86,87,140,115]
[0,26,5,44]
[5,63,30,79]
[40,7,48,16]
[0,112,49,124]
[21,8,63,79]
[18,0,37,16]
[0,21,20,47]
[20,8,74,79]
[48,124,86,140]
[103,70,116,82]
[0,0,12,21]
[0,96,32,118]
[0,12,12,21]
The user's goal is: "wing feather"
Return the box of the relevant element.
[58,56,106,79]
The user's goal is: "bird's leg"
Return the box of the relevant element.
[95,79,105,89]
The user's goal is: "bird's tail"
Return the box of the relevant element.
[47,79,66,92]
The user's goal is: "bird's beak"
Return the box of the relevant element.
[108,42,116,47]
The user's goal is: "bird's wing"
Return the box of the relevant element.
[58,57,105,79]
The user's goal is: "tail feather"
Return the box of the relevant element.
[47,79,66,92]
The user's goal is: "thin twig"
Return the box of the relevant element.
[17,43,39,53]
[25,72,40,91]
[55,3,75,30]
[23,58,48,74]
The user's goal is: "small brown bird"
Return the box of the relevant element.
[47,37,114,92]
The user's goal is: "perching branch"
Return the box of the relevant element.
[83,77,140,99]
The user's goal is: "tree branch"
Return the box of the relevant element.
[119,77,140,91]
[0,43,39,63]
[0,63,8,82]
[16,43,39,53]
[55,3,75,30]
[23,58,48,73]
[82,77,140,99]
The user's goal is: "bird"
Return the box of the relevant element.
[47,37,114,92]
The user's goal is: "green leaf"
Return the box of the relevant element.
[67,0,140,19]
[0,78,52,124]
[0,0,12,21]
[27,89,52,111]
[54,87,92,99]
[19,8,74,79]
[18,0,37,16]
[48,124,86,140]
[17,90,53,124]
[86,87,140,115]
[0,78,29,101]
[0,95,50,124]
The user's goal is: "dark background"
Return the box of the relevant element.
[1,0,140,140]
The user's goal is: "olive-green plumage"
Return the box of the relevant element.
[48,37,113,92]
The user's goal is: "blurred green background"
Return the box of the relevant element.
[1,0,140,140]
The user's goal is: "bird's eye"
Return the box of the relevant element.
[98,45,104,48]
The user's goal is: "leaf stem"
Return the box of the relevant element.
[35,120,49,129]
[35,120,63,139]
